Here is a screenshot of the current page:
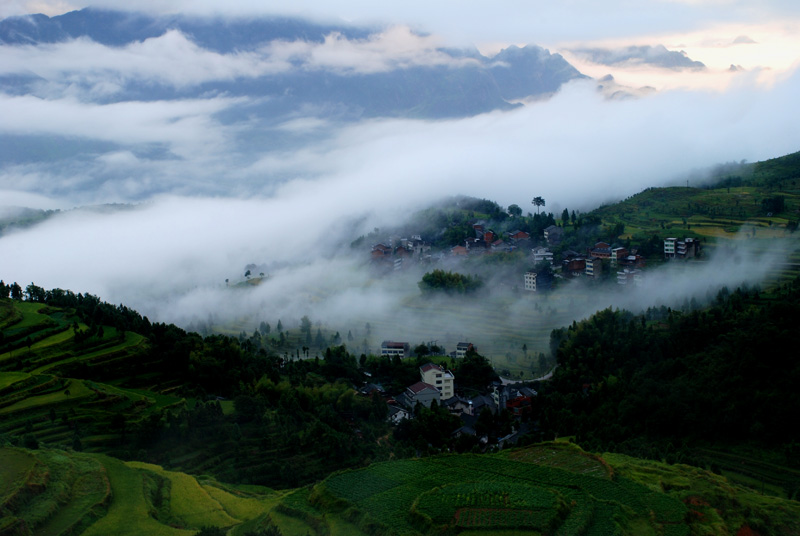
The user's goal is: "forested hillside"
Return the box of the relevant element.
[540,278,800,498]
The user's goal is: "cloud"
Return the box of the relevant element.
[0,25,476,98]
[264,25,477,74]
[1,6,799,342]
[0,31,288,92]
[0,94,240,157]
[3,64,800,205]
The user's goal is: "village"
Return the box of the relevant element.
[359,340,540,448]
[362,214,704,447]
[369,216,701,291]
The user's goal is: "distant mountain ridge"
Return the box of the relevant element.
[0,8,586,119]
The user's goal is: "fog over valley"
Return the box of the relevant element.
[1,3,799,359]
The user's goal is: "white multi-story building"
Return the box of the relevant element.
[532,247,554,266]
[665,237,700,260]
[524,270,552,291]
[455,342,473,358]
[420,363,455,400]
[381,341,410,358]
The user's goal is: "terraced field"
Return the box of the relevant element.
[309,444,689,536]
[0,446,284,536]
[0,300,183,453]
[3,440,799,535]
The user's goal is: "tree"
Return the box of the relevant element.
[532,196,546,214]
[245,269,251,278]
[300,316,312,338]
[24,283,45,302]
[419,269,483,295]
[561,208,569,226]
[508,204,522,217]
[10,282,22,300]
[315,328,325,347]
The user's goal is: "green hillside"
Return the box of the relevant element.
[3,442,798,536]
[0,446,281,536]
[584,150,800,277]
[0,297,184,458]
[3,151,800,535]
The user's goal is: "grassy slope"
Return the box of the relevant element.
[126,461,241,528]
[604,451,800,535]
[0,446,287,536]
[285,441,800,536]
[0,299,183,454]
[80,455,194,536]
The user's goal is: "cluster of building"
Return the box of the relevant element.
[369,224,537,271]
[363,358,537,444]
[370,235,432,271]
[368,218,701,290]
[380,341,474,360]
[450,225,533,256]
[524,236,701,291]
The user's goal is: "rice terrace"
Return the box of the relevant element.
[3,440,799,535]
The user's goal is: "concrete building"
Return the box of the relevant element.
[585,258,603,279]
[420,363,455,400]
[532,247,554,266]
[664,237,700,260]
[405,382,441,408]
[610,247,628,266]
[455,342,474,358]
[543,225,564,245]
[525,270,553,292]
[381,341,410,358]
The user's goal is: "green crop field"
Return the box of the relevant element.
[0,371,30,391]
[81,455,193,536]
[127,461,240,528]
[0,448,36,504]
[0,299,186,457]
[0,448,111,536]
[2,439,798,535]
[308,445,688,536]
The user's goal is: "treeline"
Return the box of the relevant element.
[1,280,152,337]
[539,278,800,461]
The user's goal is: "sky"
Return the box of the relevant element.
[1,0,799,350]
